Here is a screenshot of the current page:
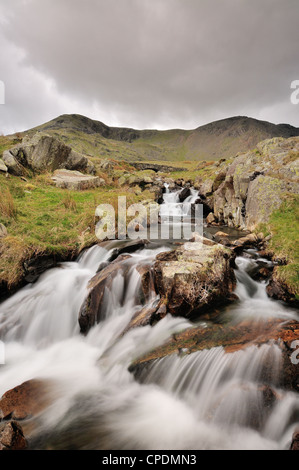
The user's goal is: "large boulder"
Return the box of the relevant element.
[3,133,95,175]
[153,240,236,317]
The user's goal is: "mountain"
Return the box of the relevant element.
[22,114,299,162]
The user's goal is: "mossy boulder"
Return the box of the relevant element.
[153,240,236,317]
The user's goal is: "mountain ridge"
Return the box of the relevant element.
[20,114,299,162]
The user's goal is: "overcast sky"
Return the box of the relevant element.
[0,0,298,135]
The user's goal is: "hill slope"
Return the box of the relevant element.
[19,114,299,162]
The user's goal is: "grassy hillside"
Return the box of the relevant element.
[0,172,154,293]
[7,114,299,163]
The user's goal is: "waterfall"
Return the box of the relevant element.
[160,187,199,220]
[0,189,298,450]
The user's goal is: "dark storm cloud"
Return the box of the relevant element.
[0,0,298,134]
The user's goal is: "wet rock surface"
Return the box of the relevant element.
[0,379,54,421]
[130,319,299,394]
[79,254,134,333]
[0,421,27,450]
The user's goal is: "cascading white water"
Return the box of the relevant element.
[0,188,298,450]
[0,245,110,347]
[160,186,199,220]
[159,185,200,241]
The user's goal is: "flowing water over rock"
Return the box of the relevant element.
[0,188,298,450]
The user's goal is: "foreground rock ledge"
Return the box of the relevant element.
[130,318,299,393]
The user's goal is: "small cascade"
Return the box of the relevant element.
[0,191,298,450]
[160,186,199,220]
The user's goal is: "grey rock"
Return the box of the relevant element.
[0,158,8,173]
[51,169,104,190]
[4,133,95,175]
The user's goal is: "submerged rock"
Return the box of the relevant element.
[79,254,133,334]
[178,187,191,202]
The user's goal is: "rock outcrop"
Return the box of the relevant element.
[3,133,95,175]
[212,137,299,230]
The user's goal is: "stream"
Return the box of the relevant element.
[0,186,298,450]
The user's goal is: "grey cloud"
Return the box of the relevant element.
[0,0,298,134]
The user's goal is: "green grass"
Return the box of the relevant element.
[258,194,299,294]
[0,173,154,289]
[0,135,22,158]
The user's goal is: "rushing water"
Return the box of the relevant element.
[0,188,298,450]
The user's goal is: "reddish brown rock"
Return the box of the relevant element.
[0,379,53,421]
[130,318,299,393]
[121,300,167,336]
[136,264,156,302]
[0,421,27,450]
[290,431,299,450]
[79,254,133,333]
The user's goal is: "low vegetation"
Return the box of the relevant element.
[261,194,299,295]
[0,173,154,290]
